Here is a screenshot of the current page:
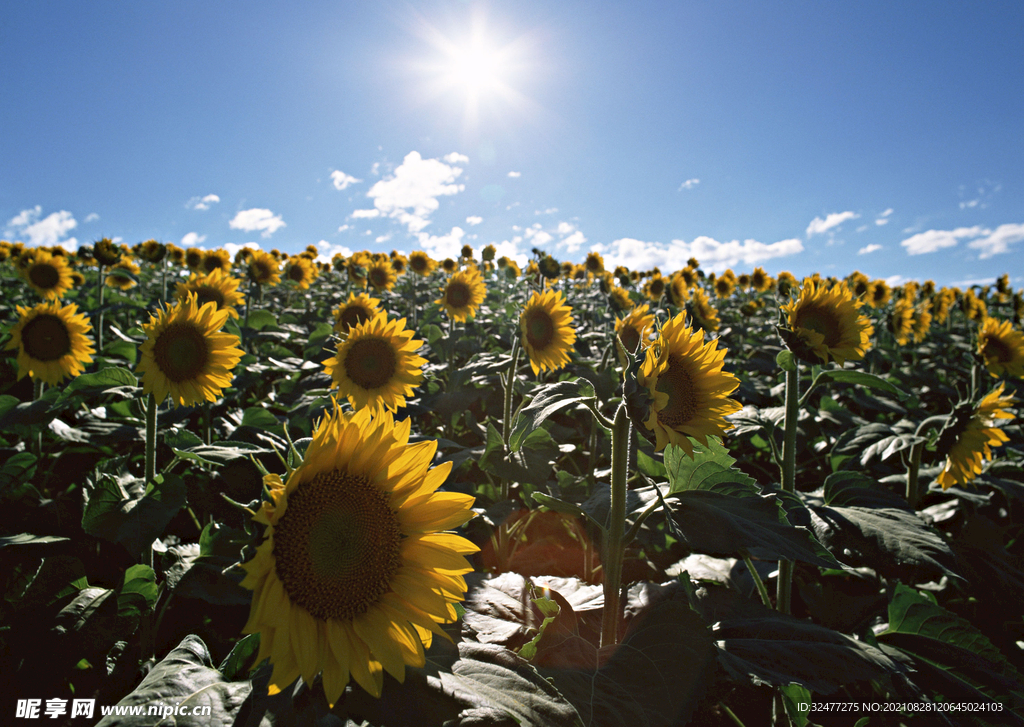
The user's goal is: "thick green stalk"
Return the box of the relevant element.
[500,337,522,501]
[145,393,157,487]
[776,365,799,615]
[141,392,158,664]
[96,264,105,351]
[905,415,947,509]
[600,403,630,648]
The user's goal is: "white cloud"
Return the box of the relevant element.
[507,171,521,178]
[416,226,466,260]
[330,170,362,190]
[561,230,587,253]
[858,244,883,255]
[951,276,996,287]
[855,225,869,233]
[338,224,351,232]
[556,221,575,235]
[593,235,804,273]
[875,218,889,226]
[960,199,979,210]
[187,194,220,211]
[523,224,553,246]
[466,216,483,226]
[366,151,465,233]
[806,211,859,237]
[678,178,700,191]
[899,226,986,255]
[5,206,78,250]
[84,213,100,223]
[885,275,908,287]
[316,240,353,263]
[443,152,469,164]
[351,209,381,219]
[229,208,286,238]
[535,208,558,215]
[967,223,1024,259]
[375,233,392,243]
[181,232,207,247]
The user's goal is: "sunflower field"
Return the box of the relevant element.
[1,238,1023,727]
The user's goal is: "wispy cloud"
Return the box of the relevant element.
[806,211,859,237]
[330,170,362,190]
[535,208,558,215]
[858,244,883,255]
[958,181,1001,210]
[84,213,100,223]
[465,216,483,226]
[229,208,286,238]
[5,206,78,250]
[350,209,381,219]
[900,226,985,255]
[181,232,207,247]
[593,236,803,273]
[366,151,466,234]
[443,152,469,164]
[875,208,893,225]
[187,194,220,211]
[415,226,466,260]
[507,171,521,178]
[677,178,700,191]
[968,223,1024,259]
[316,239,353,263]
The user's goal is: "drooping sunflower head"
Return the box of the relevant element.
[585,251,605,275]
[688,287,720,334]
[139,239,168,264]
[436,267,486,322]
[750,267,773,293]
[22,249,74,301]
[202,248,232,274]
[536,255,560,281]
[890,299,915,346]
[481,244,496,262]
[248,249,281,286]
[323,312,427,414]
[961,290,987,322]
[643,273,666,302]
[776,271,798,297]
[978,317,1024,379]
[285,256,318,290]
[440,258,458,274]
[167,244,186,266]
[184,247,205,271]
[240,403,476,703]
[175,268,246,318]
[390,253,408,275]
[932,288,956,324]
[234,247,254,265]
[937,384,1015,489]
[867,280,891,308]
[137,293,245,407]
[911,301,933,344]
[407,251,436,276]
[105,260,141,291]
[638,312,742,454]
[849,271,870,299]
[996,273,1010,295]
[333,292,383,333]
[519,289,577,375]
[609,286,634,313]
[615,303,655,361]
[6,301,95,385]
[665,273,689,308]
[782,280,874,366]
[366,259,398,292]
[93,237,122,267]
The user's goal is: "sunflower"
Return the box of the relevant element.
[437,267,486,322]
[937,384,1015,489]
[609,286,634,313]
[750,267,773,293]
[911,302,933,344]
[890,299,914,346]
[366,259,398,292]
[500,258,520,280]
[849,271,870,299]
[93,238,122,267]
[323,313,426,414]
[867,280,890,309]
[175,268,246,318]
[643,274,666,302]
[105,260,141,291]
[481,244,496,262]
[520,289,577,375]
[202,248,232,274]
[961,290,987,322]
[139,239,168,264]
[248,250,282,287]
[638,312,742,454]
[285,256,318,290]
[137,293,245,407]
[688,287,720,333]
[22,249,74,300]
[714,272,737,299]
[390,254,408,275]
[168,244,186,266]
[665,273,689,308]
[782,280,873,366]
[240,403,476,703]
[978,318,1024,379]
[585,251,605,276]
[933,288,956,324]
[615,303,655,358]
[333,292,383,333]
[6,301,95,385]
[185,247,205,271]
[539,256,561,281]
[407,251,436,276]
[348,253,372,287]
[776,271,798,297]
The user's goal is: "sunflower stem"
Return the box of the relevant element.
[203,401,212,445]
[600,402,630,648]
[741,549,773,608]
[33,379,45,456]
[500,337,522,501]
[96,264,105,351]
[906,441,924,510]
[776,364,799,616]
[145,393,157,486]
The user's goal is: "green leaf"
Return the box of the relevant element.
[823,471,911,509]
[809,504,962,583]
[439,641,582,726]
[670,490,842,568]
[0,451,38,495]
[518,597,560,661]
[101,339,138,365]
[54,366,139,406]
[779,684,811,727]
[219,633,262,681]
[95,635,250,727]
[244,308,277,331]
[715,613,906,694]
[52,587,122,657]
[240,406,279,429]
[118,564,158,621]
[776,350,797,372]
[0,533,68,548]
[664,438,758,495]
[172,440,273,465]
[509,379,596,452]
[636,449,667,479]
[81,473,187,556]
[18,555,89,612]
[532,492,606,532]
[164,428,204,451]
[816,369,908,401]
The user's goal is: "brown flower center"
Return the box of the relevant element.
[338,305,372,331]
[29,263,61,291]
[410,256,429,273]
[288,264,306,282]
[656,355,698,427]
[369,267,391,288]
[192,285,225,309]
[983,335,1013,364]
[21,314,72,362]
[153,322,210,382]
[250,261,273,283]
[796,305,842,348]
[446,281,472,309]
[344,337,397,389]
[524,309,555,350]
[272,470,401,621]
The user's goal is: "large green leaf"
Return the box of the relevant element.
[81,473,187,556]
[814,369,909,401]
[664,439,758,495]
[53,366,139,406]
[509,379,596,452]
[822,471,910,509]
[96,635,250,726]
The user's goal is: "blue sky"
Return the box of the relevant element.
[3,1,1022,286]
